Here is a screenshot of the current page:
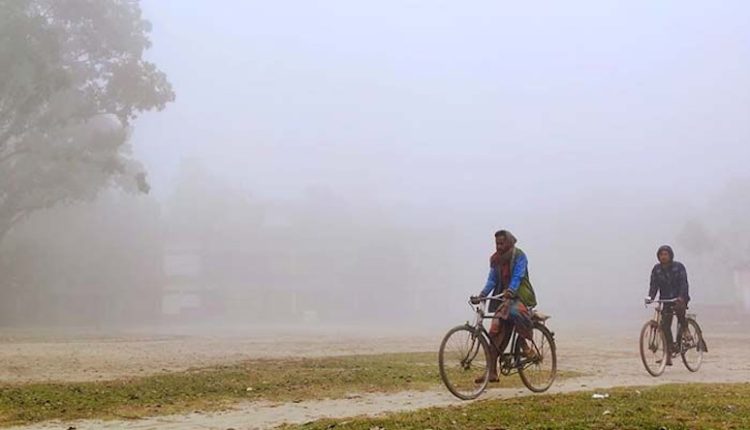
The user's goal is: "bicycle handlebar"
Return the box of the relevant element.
[469,294,506,306]
[644,297,679,305]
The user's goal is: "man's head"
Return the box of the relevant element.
[657,245,674,265]
[494,230,517,254]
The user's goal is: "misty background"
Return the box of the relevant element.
[1,1,749,328]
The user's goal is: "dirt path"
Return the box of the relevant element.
[4,319,749,430]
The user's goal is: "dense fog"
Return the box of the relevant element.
[1,1,749,328]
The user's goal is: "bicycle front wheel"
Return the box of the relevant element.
[639,320,667,377]
[680,318,704,372]
[438,325,490,400]
[518,322,557,393]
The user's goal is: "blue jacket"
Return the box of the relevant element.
[480,252,529,297]
[479,248,536,311]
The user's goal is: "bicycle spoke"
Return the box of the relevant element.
[680,319,703,372]
[640,321,667,376]
[439,326,489,400]
[518,324,556,392]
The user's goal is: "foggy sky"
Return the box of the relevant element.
[127,1,750,316]
[133,1,749,208]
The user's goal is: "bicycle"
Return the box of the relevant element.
[639,297,707,377]
[438,294,557,400]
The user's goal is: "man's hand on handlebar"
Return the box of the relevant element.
[470,292,511,305]
[644,296,653,305]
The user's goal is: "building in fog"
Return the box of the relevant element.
[162,240,223,320]
[162,241,202,317]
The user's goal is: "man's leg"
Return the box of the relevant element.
[479,319,501,382]
[660,306,675,365]
[674,299,688,344]
[495,321,513,356]
[480,319,512,382]
[518,337,538,360]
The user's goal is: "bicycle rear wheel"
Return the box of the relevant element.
[518,322,557,392]
[680,318,704,372]
[639,320,667,377]
[438,325,490,400]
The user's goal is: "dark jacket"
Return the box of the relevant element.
[649,261,690,302]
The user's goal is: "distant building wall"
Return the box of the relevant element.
[162,243,211,319]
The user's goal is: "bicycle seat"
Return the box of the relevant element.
[531,310,551,321]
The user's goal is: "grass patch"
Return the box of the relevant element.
[0,351,574,426]
[285,382,750,430]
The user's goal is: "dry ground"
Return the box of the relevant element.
[2,312,748,429]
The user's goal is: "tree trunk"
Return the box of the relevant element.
[0,222,9,247]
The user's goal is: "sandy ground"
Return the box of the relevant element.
[0,324,440,383]
[3,316,749,430]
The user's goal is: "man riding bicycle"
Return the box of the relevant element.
[646,245,690,366]
[472,230,537,382]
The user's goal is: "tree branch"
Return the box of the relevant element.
[7,200,51,231]
[0,148,28,165]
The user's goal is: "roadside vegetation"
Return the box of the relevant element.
[284,383,750,430]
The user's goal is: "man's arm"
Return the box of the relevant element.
[677,263,689,300]
[508,253,528,293]
[480,267,498,297]
[648,267,658,300]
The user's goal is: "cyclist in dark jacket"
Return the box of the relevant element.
[648,245,689,366]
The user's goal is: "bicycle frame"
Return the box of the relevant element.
[640,296,705,378]
[439,294,557,399]
[468,296,530,375]
[646,298,682,357]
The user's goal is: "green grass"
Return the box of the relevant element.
[0,351,560,426]
[284,383,750,430]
